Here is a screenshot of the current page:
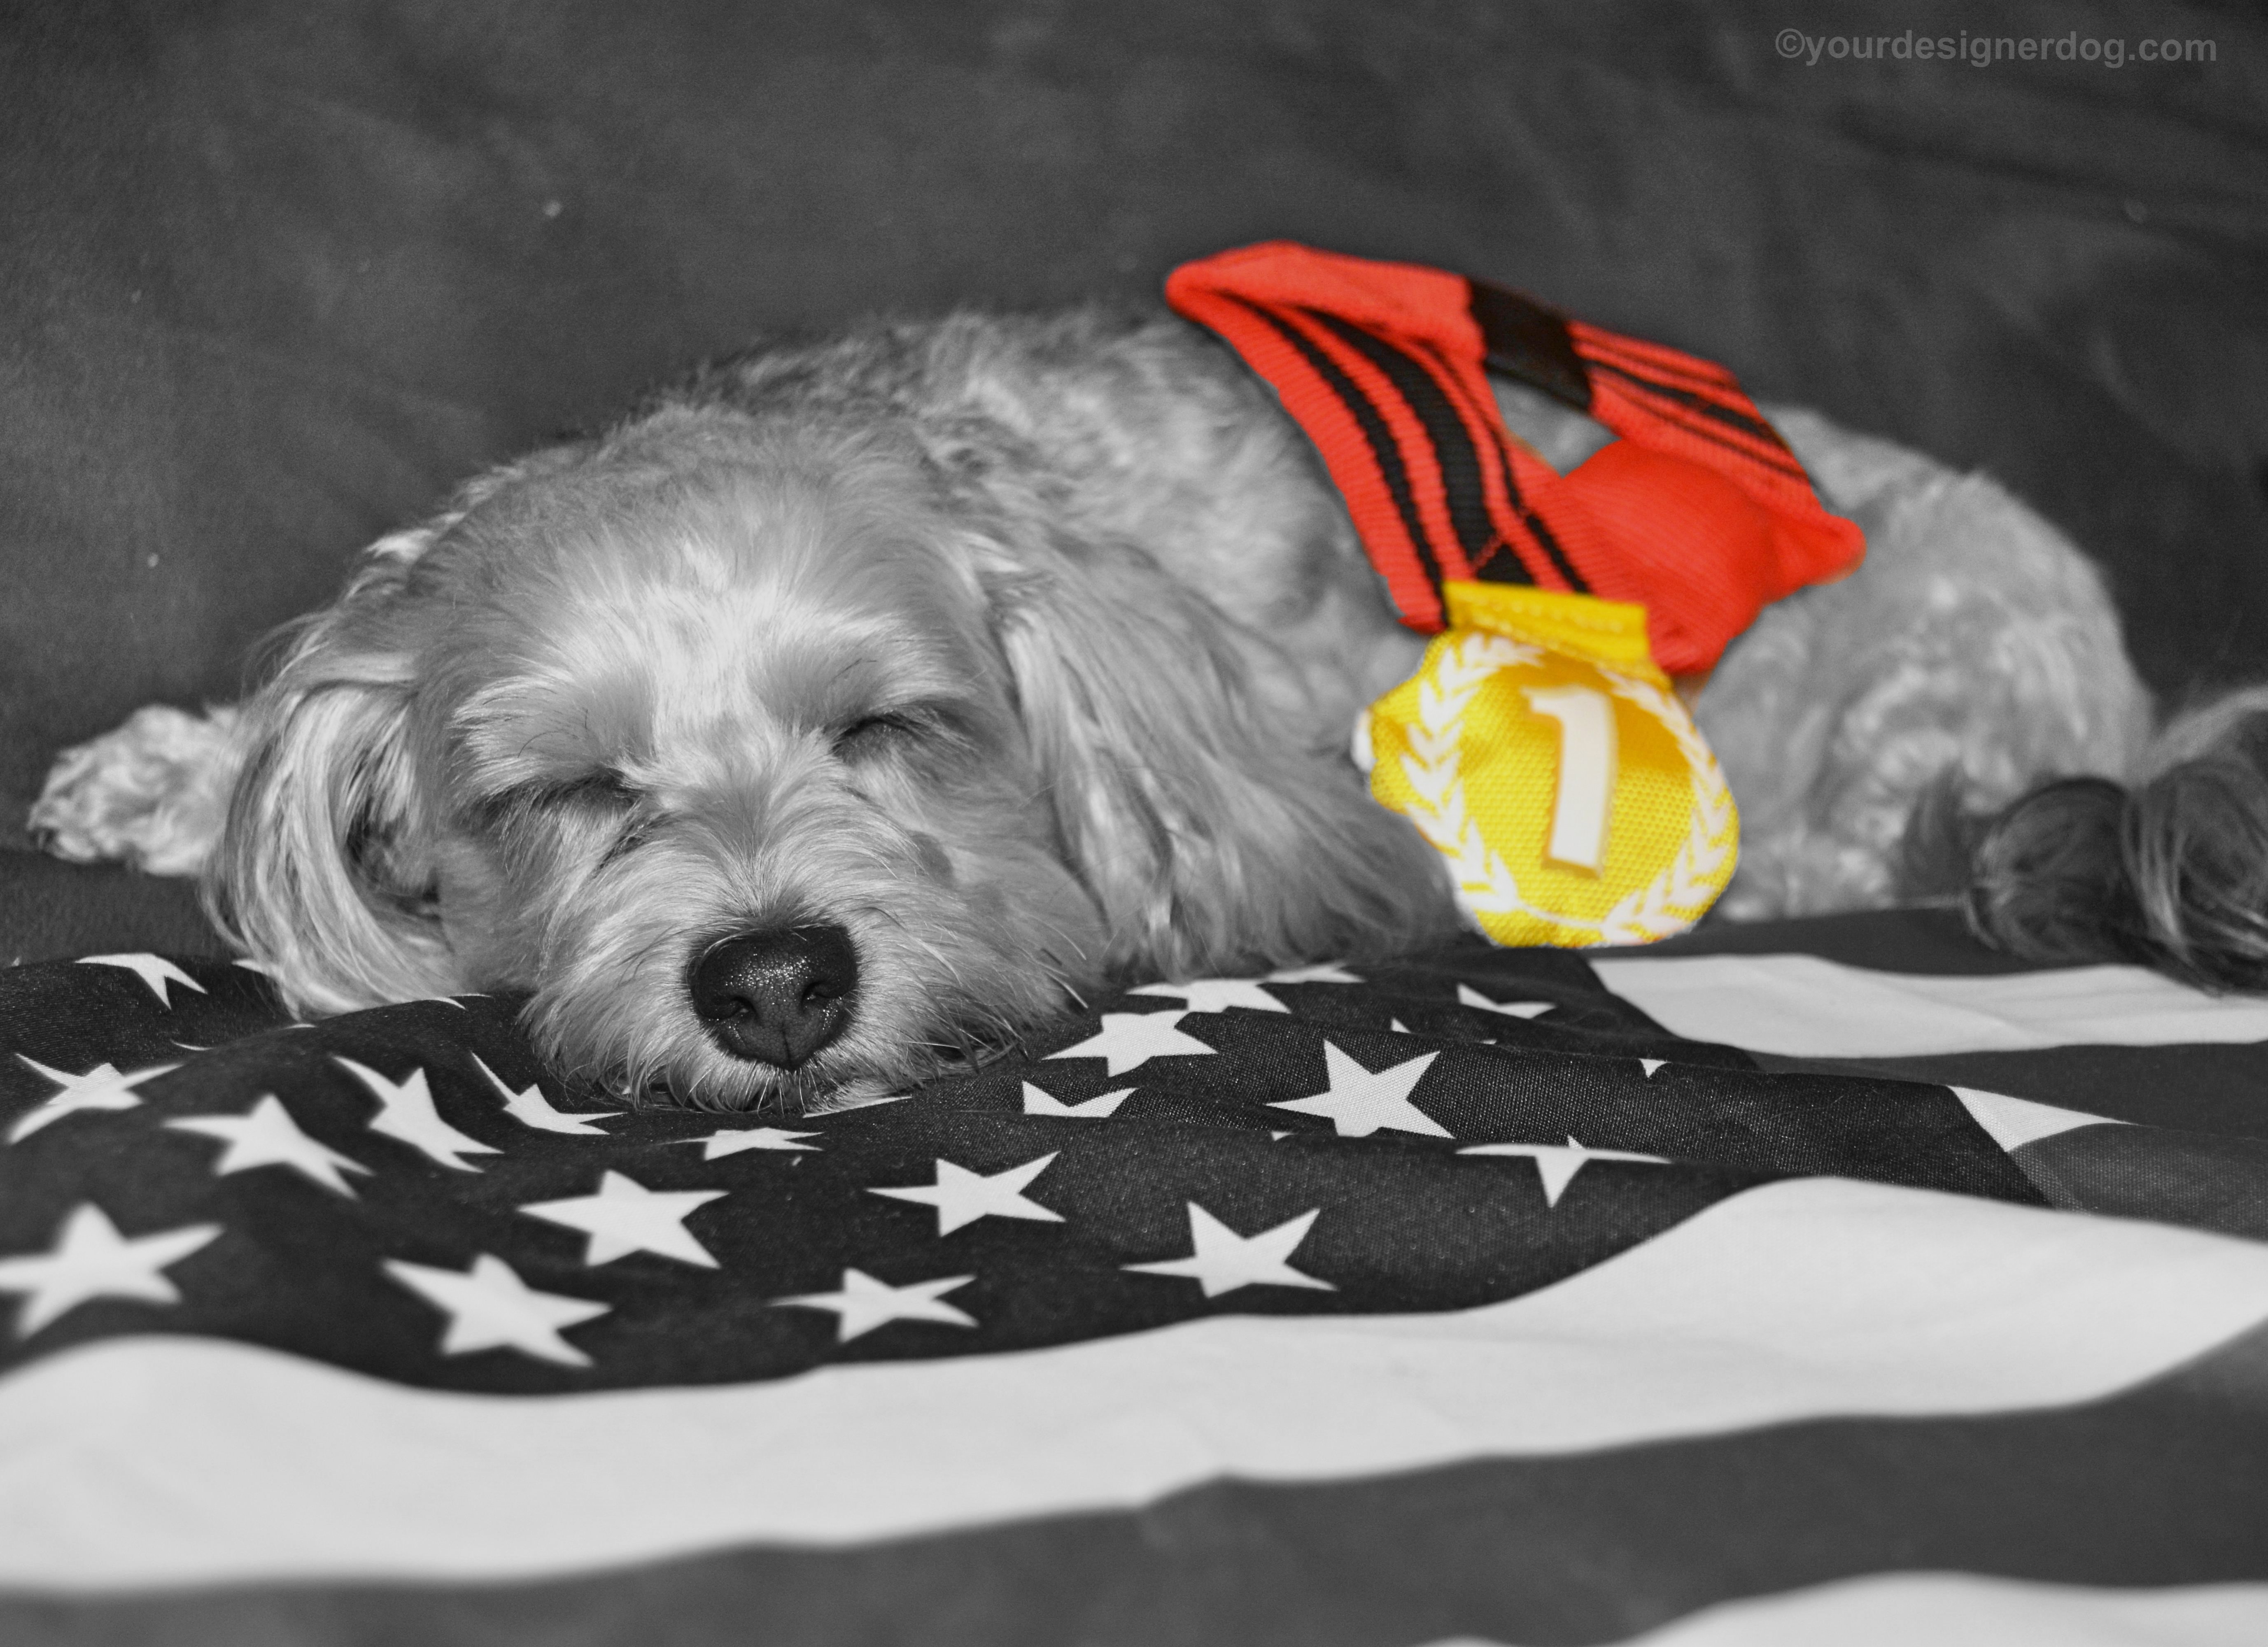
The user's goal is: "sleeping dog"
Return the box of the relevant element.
[30,303,2266,1108]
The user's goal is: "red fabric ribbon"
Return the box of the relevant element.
[1164,242,1865,676]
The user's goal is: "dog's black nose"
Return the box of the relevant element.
[689,925,859,1068]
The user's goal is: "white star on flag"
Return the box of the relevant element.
[1021,1082,1133,1119]
[774,1268,977,1341]
[1460,1136,1670,1205]
[1125,1202,1335,1298]
[1266,962,1363,985]
[77,953,207,1007]
[687,1126,822,1159]
[334,1057,501,1172]
[1129,976,1291,1014]
[1046,1011,1214,1077]
[521,1170,727,1267]
[1271,1043,1447,1138]
[872,1153,1065,1235]
[167,1095,371,1197]
[471,1054,615,1136]
[8,1056,177,1143]
[1640,1058,1666,1077]
[384,1253,610,1367]
[1457,984,1555,1019]
[0,1203,221,1337]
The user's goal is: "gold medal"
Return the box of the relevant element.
[1357,582,1738,948]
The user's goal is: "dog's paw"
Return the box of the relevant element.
[28,704,243,876]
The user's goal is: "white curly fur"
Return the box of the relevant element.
[30,704,245,877]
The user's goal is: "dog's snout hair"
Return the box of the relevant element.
[205,310,1463,1109]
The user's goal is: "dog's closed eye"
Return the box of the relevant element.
[473,769,650,855]
[484,769,642,815]
[544,769,643,810]
[830,703,973,763]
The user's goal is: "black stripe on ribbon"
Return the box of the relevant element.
[1229,297,1445,608]
[1583,358,1808,480]
[1468,278,1594,411]
[1513,502,1591,593]
[1305,310,1503,574]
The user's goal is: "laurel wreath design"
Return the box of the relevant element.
[1386,632,1736,945]
[1595,674,1737,943]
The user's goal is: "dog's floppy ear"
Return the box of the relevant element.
[976,525,1455,980]
[203,554,458,1016]
[202,447,597,1016]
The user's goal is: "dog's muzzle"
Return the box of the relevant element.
[690,925,859,1068]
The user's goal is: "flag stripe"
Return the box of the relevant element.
[7,1360,2266,1645]
[1756,1044,2268,1141]
[5,1177,2265,1589]
[1601,1576,2268,1647]
[1593,953,2268,1057]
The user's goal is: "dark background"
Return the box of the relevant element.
[3,0,2264,957]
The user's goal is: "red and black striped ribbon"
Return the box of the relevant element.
[1165,242,1865,675]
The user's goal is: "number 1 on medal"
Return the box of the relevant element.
[1523,684,1617,872]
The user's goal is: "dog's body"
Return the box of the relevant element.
[33,305,2177,1107]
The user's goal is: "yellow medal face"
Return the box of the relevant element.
[1356,584,1738,948]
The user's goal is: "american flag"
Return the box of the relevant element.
[3,919,2267,1643]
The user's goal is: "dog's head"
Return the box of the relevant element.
[210,401,1450,1108]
